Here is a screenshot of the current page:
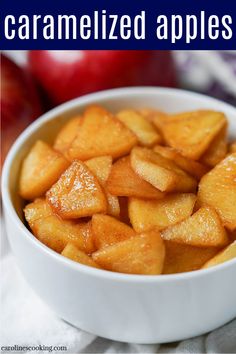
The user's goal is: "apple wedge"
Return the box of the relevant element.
[128,194,196,232]
[131,147,197,192]
[153,145,208,180]
[198,153,236,231]
[19,140,69,200]
[163,241,220,274]
[47,160,107,219]
[161,206,228,247]
[85,155,120,217]
[201,241,236,269]
[138,108,168,133]
[200,124,227,167]
[92,230,165,275]
[24,199,95,253]
[54,116,81,155]
[85,155,112,184]
[162,110,226,160]
[24,198,53,221]
[92,214,135,249]
[117,109,162,147]
[68,105,137,160]
[61,243,100,268]
[106,156,165,199]
[105,193,120,218]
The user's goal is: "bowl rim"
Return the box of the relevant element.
[2,86,236,283]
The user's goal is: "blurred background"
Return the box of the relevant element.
[1,50,236,167]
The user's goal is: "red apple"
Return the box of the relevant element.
[28,50,176,105]
[1,54,42,167]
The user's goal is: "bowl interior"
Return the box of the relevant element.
[5,87,236,230]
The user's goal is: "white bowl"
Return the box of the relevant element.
[2,87,236,344]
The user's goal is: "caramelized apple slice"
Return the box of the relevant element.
[200,124,227,167]
[68,105,137,160]
[198,153,236,230]
[153,145,208,180]
[106,193,120,218]
[47,160,107,219]
[53,116,81,155]
[61,243,100,268]
[163,241,220,274]
[117,109,162,146]
[85,156,112,184]
[138,109,168,133]
[162,110,226,160]
[85,155,120,217]
[131,147,197,192]
[92,230,165,275]
[24,198,53,221]
[106,156,165,199]
[128,194,196,232]
[202,241,236,269]
[19,140,69,200]
[24,199,95,253]
[92,214,135,249]
[161,206,228,247]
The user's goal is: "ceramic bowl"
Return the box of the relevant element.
[2,87,236,344]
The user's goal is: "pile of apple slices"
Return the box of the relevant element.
[19,105,236,275]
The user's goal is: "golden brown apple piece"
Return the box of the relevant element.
[153,145,208,180]
[163,241,220,274]
[85,155,112,183]
[198,153,236,231]
[117,109,162,147]
[46,160,107,219]
[162,110,226,160]
[68,105,137,160]
[92,230,165,275]
[92,214,135,250]
[106,156,165,199]
[200,125,227,167]
[201,241,236,269]
[61,243,100,268]
[85,155,120,217]
[128,194,196,232]
[138,108,168,133]
[131,147,197,192]
[19,140,69,200]
[24,199,95,253]
[161,206,228,247]
[53,116,81,155]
